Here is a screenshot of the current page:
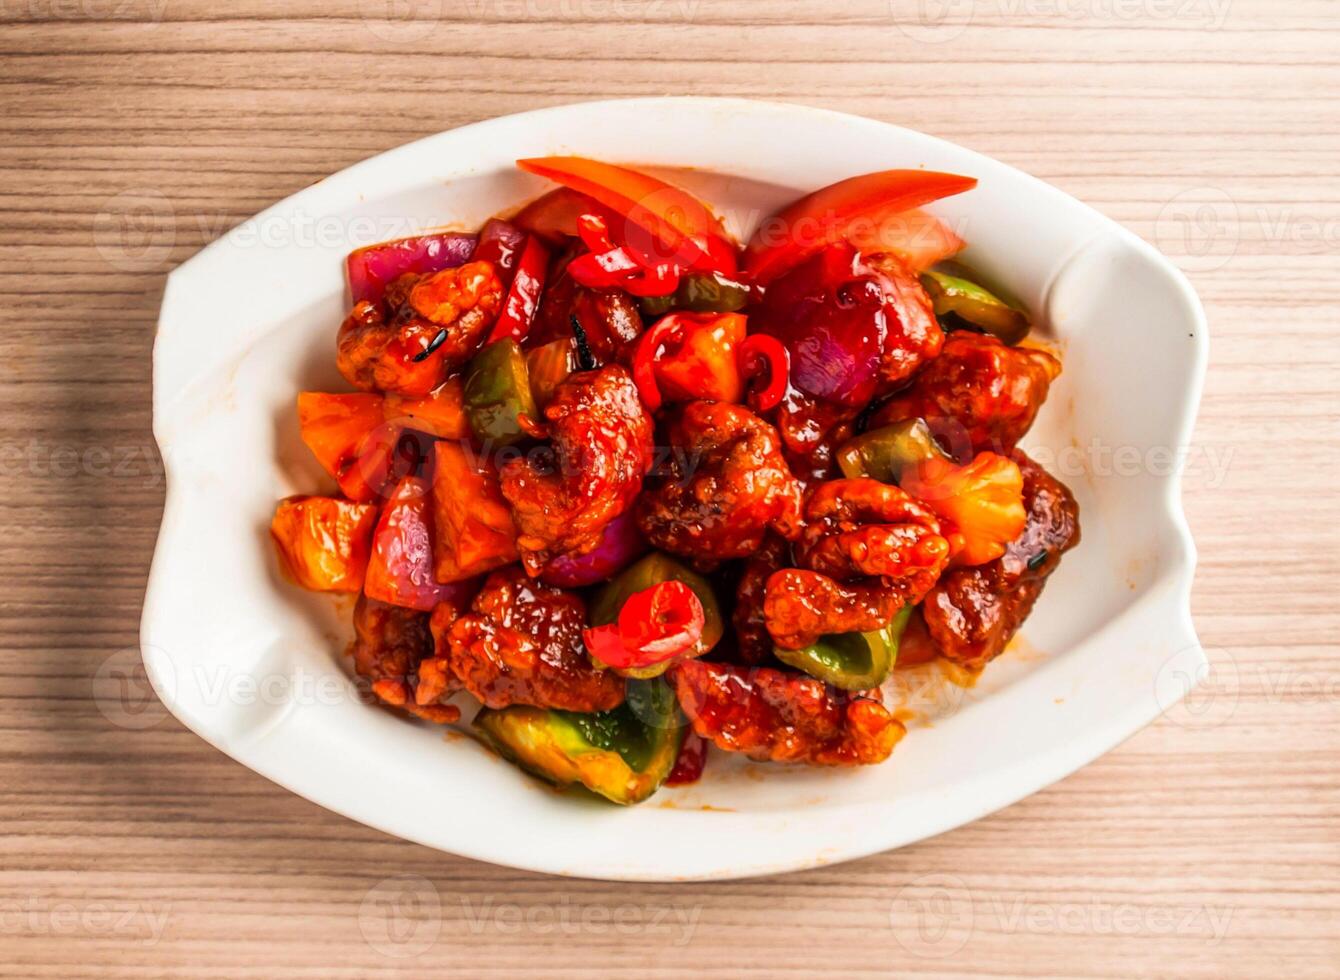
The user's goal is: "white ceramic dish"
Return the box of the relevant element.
[142,97,1207,881]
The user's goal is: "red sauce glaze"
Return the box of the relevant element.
[670,660,904,766]
[665,731,709,786]
[729,535,791,665]
[636,401,802,569]
[350,595,463,724]
[871,333,1060,457]
[764,479,950,649]
[919,451,1081,671]
[528,250,643,363]
[499,365,654,575]
[444,566,625,712]
[337,262,504,396]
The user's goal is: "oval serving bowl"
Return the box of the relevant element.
[142,97,1208,881]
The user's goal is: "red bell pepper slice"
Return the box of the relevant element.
[582,580,705,671]
[364,476,469,612]
[486,234,551,344]
[736,334,790,413]
[517,156,734,273]
[565,212,683,298]
[744,170,977,286]
[346,232,477,306]
[471,218,527,282]
[631,312,746,411]
[512,187,614,242]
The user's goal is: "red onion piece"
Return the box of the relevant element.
[347,232,478,305]
[539,511,649,588]
[752,243,888,408]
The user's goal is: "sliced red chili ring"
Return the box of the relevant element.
[737,334,791,413]
[582,580,705,671]
[568,212,685,298]
[630,315,683,412]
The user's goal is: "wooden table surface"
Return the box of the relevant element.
[3,1,1337,976]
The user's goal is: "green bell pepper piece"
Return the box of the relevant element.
[463,338,539,447]
[773,604,913,691]
[473,678,683,805]
[921,269,1031,345]
[588,552,724,677]
[639,272,751,317]
[836,418,949,484]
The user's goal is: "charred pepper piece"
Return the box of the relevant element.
[474,677,683,805]
[638,271,751,317]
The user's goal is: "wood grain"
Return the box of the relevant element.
[1,0,1337,976]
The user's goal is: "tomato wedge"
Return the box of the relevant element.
[297,391,401,502]
[431,441,519,583]
[744,170,977,285]
[516,156,733,272]
[842,207,966,272]
[382,378,469,440]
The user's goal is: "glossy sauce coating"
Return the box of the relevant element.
[671,660,904,766]
[763,479,950,649]
[444,566,626,712]
[636,401,802,569]
[919,451,1080,671]
[530,251,643,363]
[872,333,1060,457]
[729,535,790,665]
[499,365,654,574]
[350,595,462,724]
[337,262,504,396]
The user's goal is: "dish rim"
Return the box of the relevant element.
[142,96,1209,881]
